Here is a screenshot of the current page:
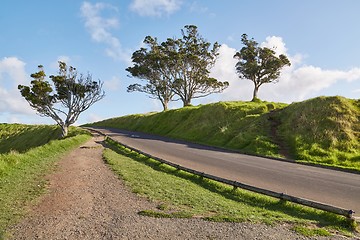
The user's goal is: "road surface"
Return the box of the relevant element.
[90,127,360,215]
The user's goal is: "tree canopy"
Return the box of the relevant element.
[18,62,105,137]
[126,25,229,109]
[126,36,176,111]
[234,34,291,101]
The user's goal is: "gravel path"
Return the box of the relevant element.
[8,134,353,239]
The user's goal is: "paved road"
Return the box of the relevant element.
[91,127,360,215]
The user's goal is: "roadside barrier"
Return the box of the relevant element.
[87,128,356,221]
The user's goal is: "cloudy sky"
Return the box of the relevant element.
[1,0,360,125]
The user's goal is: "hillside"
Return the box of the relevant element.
[0,124,88,154]
[0,124,60,154]
[87,96,360,170]
[276,96,360,169]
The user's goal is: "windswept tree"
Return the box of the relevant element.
[126,25,229,109]
[126,36,176,111]
[18,62,105,137]
[171,25,229,106]
[234,34,291,101]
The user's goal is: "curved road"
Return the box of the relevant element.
[91,127,360,215]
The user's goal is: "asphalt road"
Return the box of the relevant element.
[91,127,360,215]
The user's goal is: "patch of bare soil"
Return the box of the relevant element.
[268,110,293,160]
[8,134,349,239]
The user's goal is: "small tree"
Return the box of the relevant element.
[234,34,291,101]
[126,36,175,111]
[18,62,105,137]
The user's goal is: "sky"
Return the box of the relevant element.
[1,0,360,125]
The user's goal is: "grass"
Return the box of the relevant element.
[103,138,357,237]
[0,125,91,238]
[0,124,60,154]
[87,96,360,171]
[0,124,88,154]
[277,96,360,170]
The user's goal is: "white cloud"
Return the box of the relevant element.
[261,36,288,56]
[0,57,35,116]
[0,57,27,85]
[80,2,130,63]
[209,39,360,103]
[209,44,253,102]
[130,0,182,17]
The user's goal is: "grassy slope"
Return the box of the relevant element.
[0,124,91,237]
[88,96,359,170]
[90,101,287,157]
[277,96,360,169]
[0,124,60,154]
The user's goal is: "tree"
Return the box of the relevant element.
[171,25,229,107]
[234,34,291,101]
[18,62,105,137]
[126,25,229,109]
[126,36,175,111]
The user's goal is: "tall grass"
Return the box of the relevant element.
[277,96,360,169]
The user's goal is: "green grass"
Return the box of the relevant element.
[0,124,60,154]
[0,125,90,238]
[103,138,356,237]
[87,96,360,171]
[277,96,360,170]
[0,124,88,154]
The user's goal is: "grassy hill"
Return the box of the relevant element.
[87,96,360,171]
[277,96,360,169]
[0,124,60,154]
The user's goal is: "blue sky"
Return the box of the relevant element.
[1,0,360,125]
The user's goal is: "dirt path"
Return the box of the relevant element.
[267,110,292,159]
[8,134,347,239]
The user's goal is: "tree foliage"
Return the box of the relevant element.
[126,36,176,111]
[171,25,229,106]
[18,62,105,137]
[234,34,291,101]
[126,25,229,109]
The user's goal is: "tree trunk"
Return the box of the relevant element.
[252,85,259,102]
[162,99,169,111]
[60,124,68,138]
[183,98,192,107]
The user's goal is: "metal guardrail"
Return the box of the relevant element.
[88,128,355,220]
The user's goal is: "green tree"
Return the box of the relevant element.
[172,25,229,107]
[126,25,229,108]
[18,62,105,137]
[234,34,291,101]
[126,36,176,111]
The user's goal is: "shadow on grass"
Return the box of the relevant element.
[104,138,355,232]
[0,127,60,154]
